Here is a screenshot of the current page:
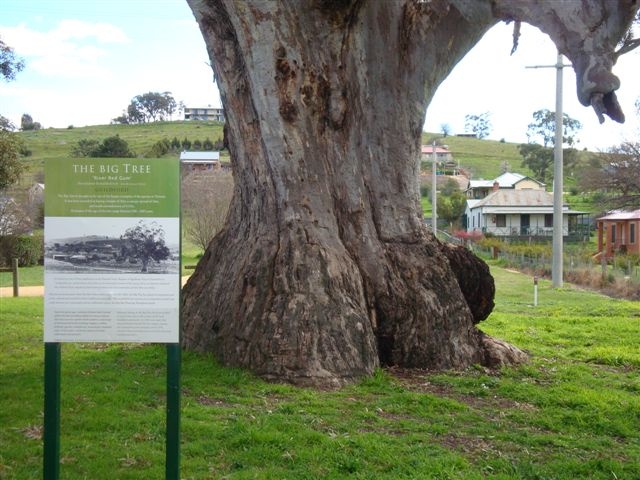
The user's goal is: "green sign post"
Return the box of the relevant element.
[44,157,181,479]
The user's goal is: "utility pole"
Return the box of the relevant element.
[526,52,570,288]
[432,141,437,235]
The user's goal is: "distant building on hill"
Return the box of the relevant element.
[180,151,221,171]
[184,106,225,122]
[421,145,459,175]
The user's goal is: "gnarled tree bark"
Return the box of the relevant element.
[182,0,638,387]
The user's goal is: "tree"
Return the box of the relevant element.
[0,36,24,82]
[518,143,552,182]
[182,0,638,387]
[72,135,134,158]
[20,113,42,131]
[464,112,492,139]
[0,129,24,190]
[121,221,171,273]
[0,38,25,194]
[71,139,100,158]
[439,123,452,137]
[182,170,234,250]
[124,92,177,123]
[526,109,581,147]
[518,143,580,183]
[579,142,640,209]
[0,115,15,131]
[438,179,466,228]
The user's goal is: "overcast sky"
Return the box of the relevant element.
[1,1,639,151]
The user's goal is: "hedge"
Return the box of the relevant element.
[0,234,44,267]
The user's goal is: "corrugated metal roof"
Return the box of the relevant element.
[180,151,220,161]
[473,189,556,208]
[494,172,525,186]
[468,172,545,189]
[469,179,494,188]
[597,209,640,220]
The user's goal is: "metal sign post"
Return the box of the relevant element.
[166,343,181,479]
[43,343,61,480]
[43,157,181,479]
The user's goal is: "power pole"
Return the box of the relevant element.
[526,52,570,288]
[432,141,437,235]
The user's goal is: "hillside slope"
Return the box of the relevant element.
[16,121,225,184]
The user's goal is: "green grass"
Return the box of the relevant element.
[1,265,639,479]
[181,237,203,276]
[422,133,532,180]
[0,265,43,288]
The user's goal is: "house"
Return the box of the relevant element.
[466,172,545,199]
[421,145,458,175]
[180,151,221,171]
[595,209,640,259]
[464,188,587,239]
[183,106,225,122]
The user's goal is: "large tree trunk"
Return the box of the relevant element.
[182,0,637,387]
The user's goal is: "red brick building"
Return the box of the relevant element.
[596,209,640,259]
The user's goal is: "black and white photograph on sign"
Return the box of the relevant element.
[45,217,179,275]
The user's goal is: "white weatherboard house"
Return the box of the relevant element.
[464,178,586,238]
[466,172,545,199]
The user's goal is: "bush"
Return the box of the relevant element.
[0,233,43,267]
[73,136,134,158]
[149,138,171,157]
[92,135,134,157]
[71,138,100,157]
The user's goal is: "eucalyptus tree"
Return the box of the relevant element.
[182,0,639,387]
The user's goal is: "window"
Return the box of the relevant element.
[496,214,506,227]
[631,223,636,244]
[611,224,616,243]
[544,214,553,228]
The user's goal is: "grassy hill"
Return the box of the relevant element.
[14,122,599,212]
[15,120,225,184]
[422,132,534,180]
[16,121,588,183]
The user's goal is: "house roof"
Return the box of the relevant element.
[468,172,545,190]
[421,145,450,154]
[597,209,640,221]
[180,151,220,162]
[468,189,585,215]
[473,189,555,208]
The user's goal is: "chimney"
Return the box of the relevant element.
[492,181,500,192]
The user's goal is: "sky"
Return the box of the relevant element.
[1,1,639,152]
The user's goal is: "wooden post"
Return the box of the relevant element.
[12,258,19,297]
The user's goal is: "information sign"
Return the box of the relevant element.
[44,158,180,343]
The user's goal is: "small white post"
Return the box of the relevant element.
[533,275,539,307]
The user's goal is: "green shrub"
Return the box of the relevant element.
[149,137,171,157]
[71,138,100,157]
[0,233,44,267]
[92,135,134,157]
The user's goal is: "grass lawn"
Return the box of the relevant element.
[1,265,639,479]
[0,265,44,288]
